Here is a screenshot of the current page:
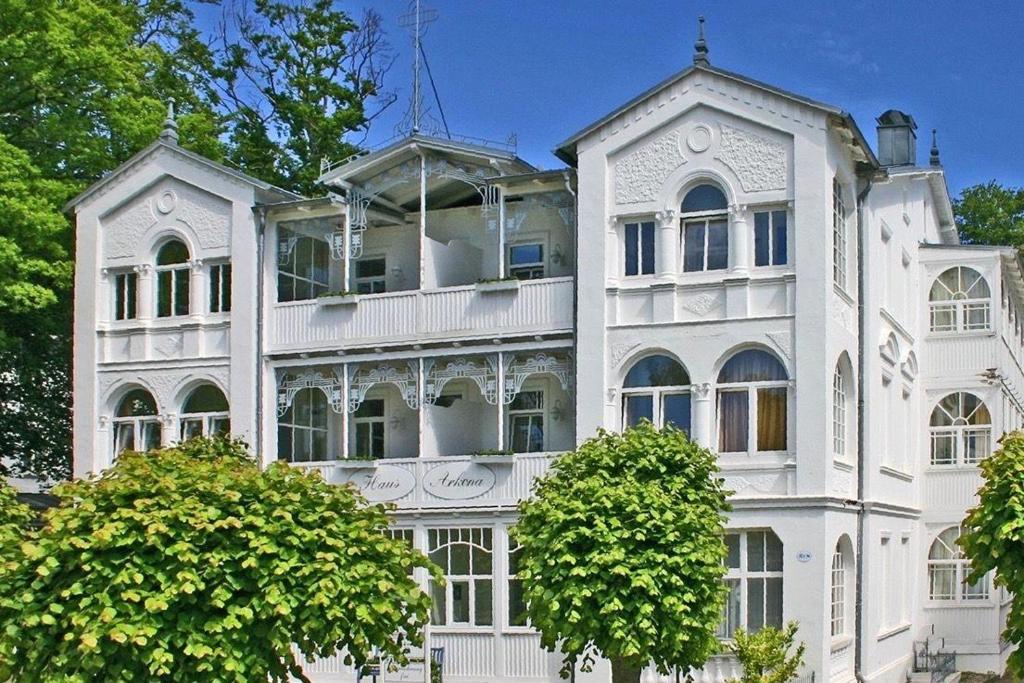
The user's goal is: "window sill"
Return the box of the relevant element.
[876,623,911,642]
[833,285,855,306]
[879,465,914,482]
[833,458,855,472]
[927,330,995,340]
[830,634,854,652]
[925,465,981,473]
[429,625,498,634]
[924,601,993,610]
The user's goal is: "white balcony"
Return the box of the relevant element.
[268,276,574,353]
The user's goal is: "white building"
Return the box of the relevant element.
[69,31,1017,683]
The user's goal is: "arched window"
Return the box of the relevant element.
[929,392,991,465]
[622,355,691,434]
[278,388,328,462]
[929,267,991,332]
[428,527,494,626]
[680,183,728,272]
[180,385,230,440]
[833,358,851,459]
[830,537,853,637]
[112,389,161,455]
[832,177,848,290]
[928,526,989,601]
[717,349,788,453]
[719,529,783,637]
[156,239,190,317]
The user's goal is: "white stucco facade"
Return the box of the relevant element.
[69,57,1017,682]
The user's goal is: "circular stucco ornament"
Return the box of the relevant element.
[686,125,713,153]
[156,190,177,214]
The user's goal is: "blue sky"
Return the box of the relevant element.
[349,0,1024,197]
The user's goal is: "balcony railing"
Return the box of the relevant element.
[268,277,574,353]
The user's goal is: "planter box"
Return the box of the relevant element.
[470,454,516,465]
[336,458,378,469]
[474,279,520,293]
[316,293,360,307]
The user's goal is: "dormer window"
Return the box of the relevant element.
[156,239,190,317]
[680,184,728,272]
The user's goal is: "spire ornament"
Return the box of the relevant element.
[929,128,941,167]
[693,16,710,67]
[160,97,179,144]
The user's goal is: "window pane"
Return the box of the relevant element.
[765,577,784,628]
[964,429,990,464]
[771,211,787,265]
[641,222,655,274]
[450,543,470,575]
[930,432,956,465]
[277,426,292,461]
[625,224,639,276]
[278,273,295,303]
[527,416,544,452]
[725,534,740,568]
[706,220,728,270]
[472,544,492,575]
[663,394,691,435]
[625,395,654,427]
[356,258,386,278]
[510,391,544,410]
[757,387,788,451]
[510,244,543,265]
[719,579,741,638]
[747,577,765,632]
[312,429,327,461]
[681,184,728,212]
[683,222,706,272]
[114,422,135,454]
[748,531,765,572]
[474,579,493,625]
[157,271,172,317]
[509,579,527,626]
[718,390,749,452]
[754,212,770,267]
[765,532,783,571]
[222,265,231,311]
[180,418,203,441]
[355,399,384,418]
[142,422,161,451]
[623,355,689,387]
[430,580,446,624]
[929,563,956,600]
[174,268,190,316]
[451,580,470,623]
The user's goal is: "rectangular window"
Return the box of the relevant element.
[756,387,788,451]
[277,223,331,302]
[719,530,783,639]
[509,390,545,453]
[113,272,138,320]
[428,528,494,627]
[508,542,528,627]
[754,210,788,266]
[354,399,385,458]
[683,219,728,272]
[833,178,848,291]
[354,257,386,294]
[209,264,231,313]
[509,243,545,280]
[157,267,190,317]
[624,221,655,276]
[624,394,654,427]
[717,390,749,453]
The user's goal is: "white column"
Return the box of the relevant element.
[496,352,506,451]
[342,212,351,292]
[729,205,750,276]
[497,186,506,278]
[189,259,205,319]
[655,209,678,277]
[135,264,154,321]
[691,383,713,448]
[417,358,425,458]
[419,152,427,289]
[341,365,350,460]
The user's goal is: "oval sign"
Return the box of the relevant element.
[344,464,416,502]
[797,551,812,563]
[422,462,496,500]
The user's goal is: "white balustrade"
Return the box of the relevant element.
[269,277,574,353]
[641,655,743,683]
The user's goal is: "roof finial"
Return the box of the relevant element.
[160,97,179,144]
[693,16,710,67]
[929,128,941,167]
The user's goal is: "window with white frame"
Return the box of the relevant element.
[354,257,386,294]
[624,221,655,276]
[508,243,545,280]
[681,184,729,273]
[112,389,161,456]
[508,390,545,453]
[277,388,328,462]
[717,350,789,453]
[209,263,231,313]
[179,384,230,441]
[754,210,788,267]
[113,271,138,320]
[929,266,991,333]
[353,399,385,458]
[833,177,848,291]
[507,540,528,627]
[833,358,850,459]
[928,526,989,601]
[621,355,691,435]
[929,392,991,466]
[719,530,784,638]
[277,223,330,302]
[831,538,852,638]
[428,527,493,626]
[156,239,190,317]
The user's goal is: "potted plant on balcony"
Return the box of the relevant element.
[316,289,360,306]
[474,276,520,294]
[470,449,516,465]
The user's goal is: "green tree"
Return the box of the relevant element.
[0,480,32,557]
[954,181,1024,249]
[513,423,731,683]
[960,431,1024,678]
[729,622,805,683]
[0,438,438,682]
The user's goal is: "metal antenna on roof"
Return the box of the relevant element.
[398,0,439,136]
[693,16,710,67]
[930,129,942,167]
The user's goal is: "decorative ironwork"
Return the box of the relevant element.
[423,356,499,405]
[277,369,345,416]
[503,352,573,404]
[277,236,298,265]
[326,230,346,261]
[348,361,420,412]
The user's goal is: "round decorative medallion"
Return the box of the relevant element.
[156,190,177,214]
[686,125,712,153]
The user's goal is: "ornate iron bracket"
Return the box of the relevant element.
[277,369,345,416]
[348,361,420,412]
[503,352,573,404]
[423,356,499,405]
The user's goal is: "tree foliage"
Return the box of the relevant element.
[0,480,32,556]
[954,181,1024,250]
[0,438,438,682]
[513,423,731,682]
[728,622,805,683]
[960,431,1024,678]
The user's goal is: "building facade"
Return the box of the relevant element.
[70,46,1017,683]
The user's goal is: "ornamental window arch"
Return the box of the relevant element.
[620,352,692,435]
[929,266,991,332]
[715,345,790,454]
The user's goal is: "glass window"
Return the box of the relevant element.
[833,361,848,458]
[754,210,788,267]
[112,389,161,456]
[621,355,691,435]
[209,263,231,313]
[929,267,992,333]
[681,184,728,213]
[624,221,655,276]
[354,399,385,458]
[833,178,848,291]
[277,221,331,302]
[508,541,528,627]
[278,387,329,463]
[831,541,849,637]
[717,350,789,453]
[156,239,190,317]
[509,244,545,280]
[180,385,230,441]
[928,526,989,602]
[719,530,784,639]
[114,272,138,320]
[429,528,494,627]
[509,390,545,453]
[929,392,991,466]
[354,257,386,294]
[683,219,728,272]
